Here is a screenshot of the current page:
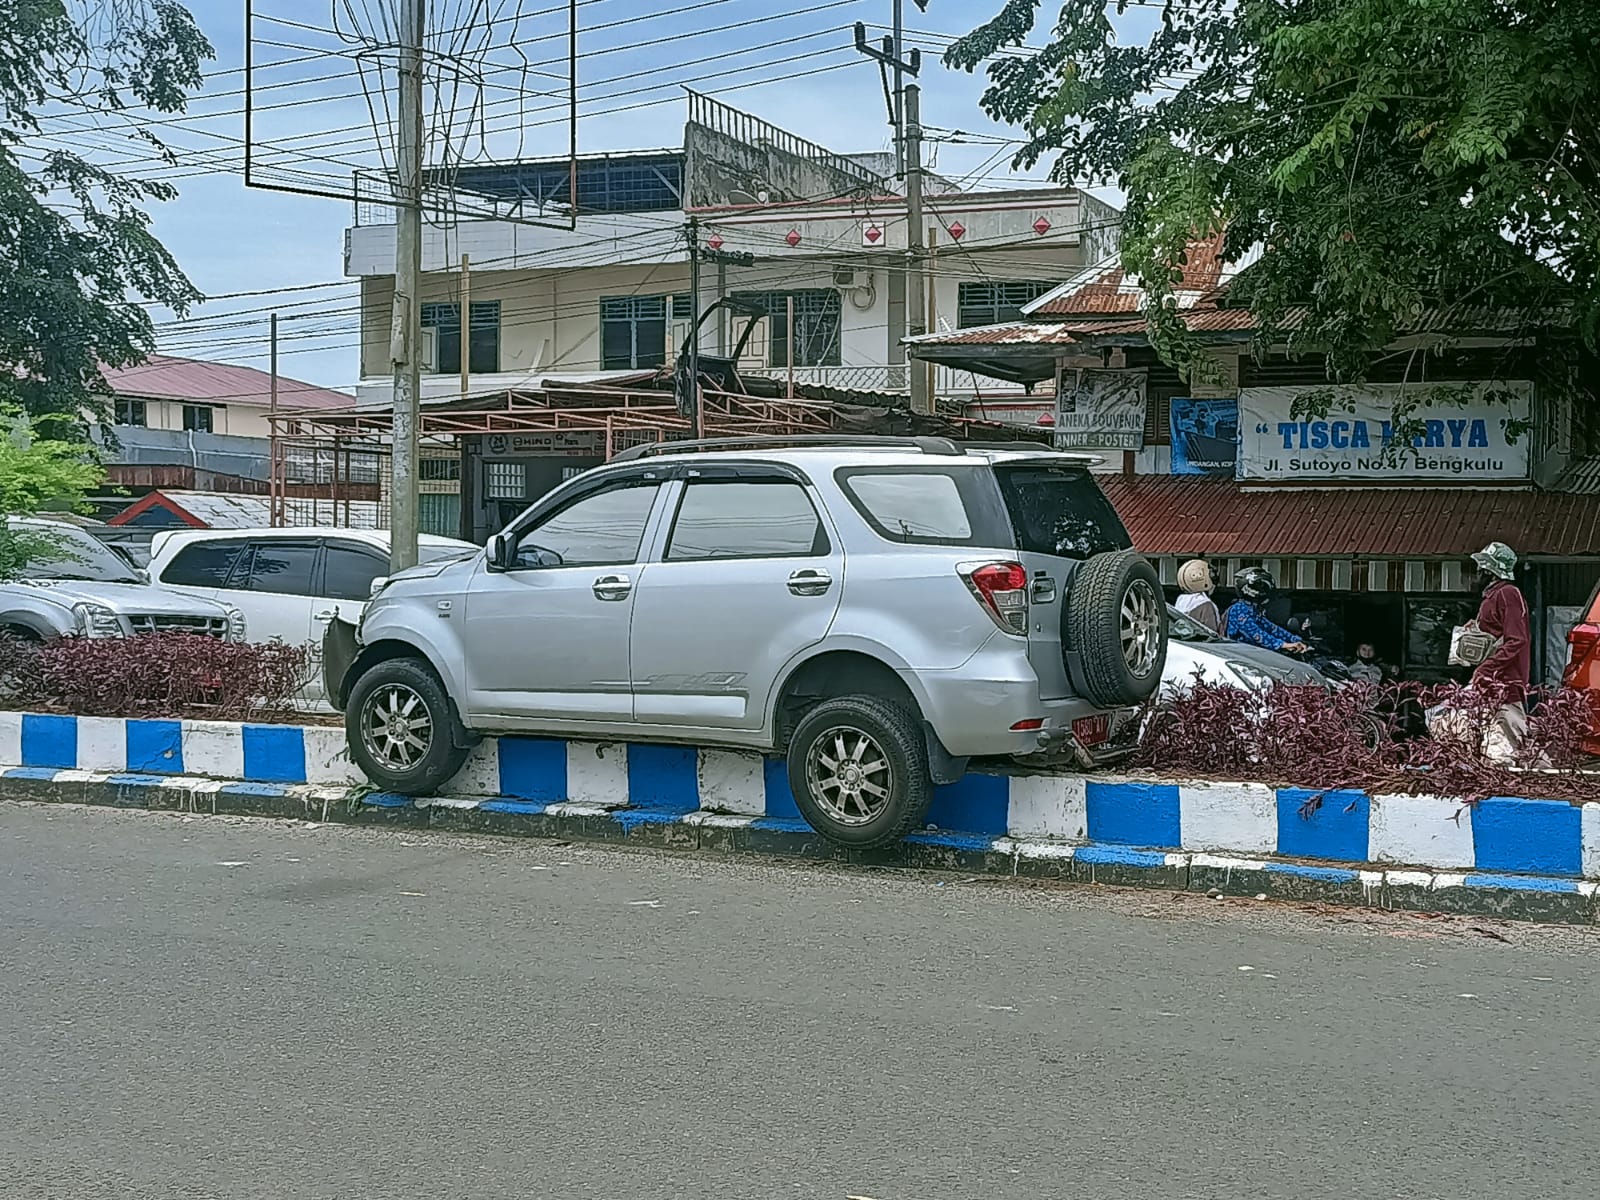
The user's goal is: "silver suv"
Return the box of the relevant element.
[333,437,1168,848]
[1,518,244,642]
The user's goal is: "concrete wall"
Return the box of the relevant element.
[106,399,265,437]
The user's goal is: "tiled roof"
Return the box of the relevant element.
[1025,231,1254,317]
[1099,476,1600,558]
[123,490,382,529]
[101,355,352,409]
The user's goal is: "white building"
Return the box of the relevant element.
[344,94,1119,407]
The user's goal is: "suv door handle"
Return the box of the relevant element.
[592,573,633,601]
[787,568,833,596]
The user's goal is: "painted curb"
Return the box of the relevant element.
[2,768,1595,926]
[4,711,1598,883]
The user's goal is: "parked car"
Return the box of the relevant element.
[0,518,244,642]
[1163,604,1329,692]
[1561,578,1600,754]
[147,527,476,698]
[329,436,1169,849]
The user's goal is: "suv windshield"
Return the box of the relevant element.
[993,464,1133,559]
[10,522,142,584]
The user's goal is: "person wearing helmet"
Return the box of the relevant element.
[1224,567,1308,654]
[1175,558,1222,635]
[1470,541,1530,759]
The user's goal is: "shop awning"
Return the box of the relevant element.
[1098,477,1600,560]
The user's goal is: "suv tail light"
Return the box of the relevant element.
[960,561,1029,635]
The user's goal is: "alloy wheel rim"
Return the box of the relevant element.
[805,726,894,826]
[362,682,434,771]
[1121,579,1161,678]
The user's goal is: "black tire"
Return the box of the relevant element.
[345,657,469,796]
[787,694,934,849]
[1065,549,1168,707]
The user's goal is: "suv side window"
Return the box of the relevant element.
[666,480,827,560]
[517,482,660,567]
[323,542,389,601]
[837,470,974,542]
[239,540,320,596]
[161,540,250,587]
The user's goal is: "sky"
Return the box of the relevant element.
[36,1,1150,390]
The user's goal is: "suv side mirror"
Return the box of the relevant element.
[487,533,514,572]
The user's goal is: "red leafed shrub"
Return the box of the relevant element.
[2,633,313,721]
[1133,680,1599,805]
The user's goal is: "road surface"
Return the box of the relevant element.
[4,801,1598,1199]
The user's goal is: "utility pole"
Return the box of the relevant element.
[905,84,930,414]
[389,0,425,570]
[687,216,702,438]
[459,253,471,403]
[269,311,280,527]
[856,4,931,413]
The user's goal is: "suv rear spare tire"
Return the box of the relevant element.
[346,657,469,796]
[787,694,933,849]
[1065,549,1167,707]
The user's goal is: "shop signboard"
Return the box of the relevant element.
[1237,382,1532,482]
[1054,368,1148,451]
[1170,397,1238,476]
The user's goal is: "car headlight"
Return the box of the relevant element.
[72,603,125,639]
[223,604,248,642]
[1227,662,1276,692]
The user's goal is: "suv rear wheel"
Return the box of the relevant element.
[346,657,469,796]
[1066,549,1168,707]
[787,695,933,849]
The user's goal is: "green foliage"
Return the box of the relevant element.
[948,0,1599,383]
[0,408,104,578]
[0,1,212,428]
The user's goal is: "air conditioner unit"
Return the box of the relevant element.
[832,266,861,287]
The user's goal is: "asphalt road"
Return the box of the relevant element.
[4,803,1599,1200]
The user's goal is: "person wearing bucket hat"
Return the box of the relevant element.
[1469,541,1531,758]
[1174,558,1222,634]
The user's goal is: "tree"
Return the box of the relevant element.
[947,0,1599,382]
[0,409,105,578]
[0,1,212,428]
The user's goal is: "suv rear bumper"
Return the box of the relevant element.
[906,651,1137,763]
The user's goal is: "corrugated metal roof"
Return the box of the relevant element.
[102,355,352,409]
[1099,476,1600,558]
[135,490,383,529]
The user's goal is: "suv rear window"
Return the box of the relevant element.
[993,464,1132,559]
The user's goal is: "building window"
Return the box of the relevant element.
[420,457,462,482]
[957,281,1058,328]
[182,404,215,433]
[600,294,696,370]
[486,461,525,499]
[421,300,501,375]
[114,398,147,427]
[731,290,842,367]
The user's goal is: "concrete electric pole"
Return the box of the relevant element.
[389,0,426,571]
[856,1,933,414]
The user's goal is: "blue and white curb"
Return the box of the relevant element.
[3,711,1598,883]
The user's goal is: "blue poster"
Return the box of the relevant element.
[1170,397,1239,477]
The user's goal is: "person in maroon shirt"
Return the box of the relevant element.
[1469,541,1531,759]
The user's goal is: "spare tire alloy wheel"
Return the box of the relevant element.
[1065,549,1169,707]
[1121,577,1162,681]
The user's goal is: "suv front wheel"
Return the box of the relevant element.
[346,658,469,796]
[787,695,934,849]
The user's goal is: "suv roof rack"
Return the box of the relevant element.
[611,435,967,462]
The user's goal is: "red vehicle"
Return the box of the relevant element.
[1561,580,1600,754]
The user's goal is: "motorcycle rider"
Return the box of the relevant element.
[1224,567,1308,655]
[1175,558,1222,635]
